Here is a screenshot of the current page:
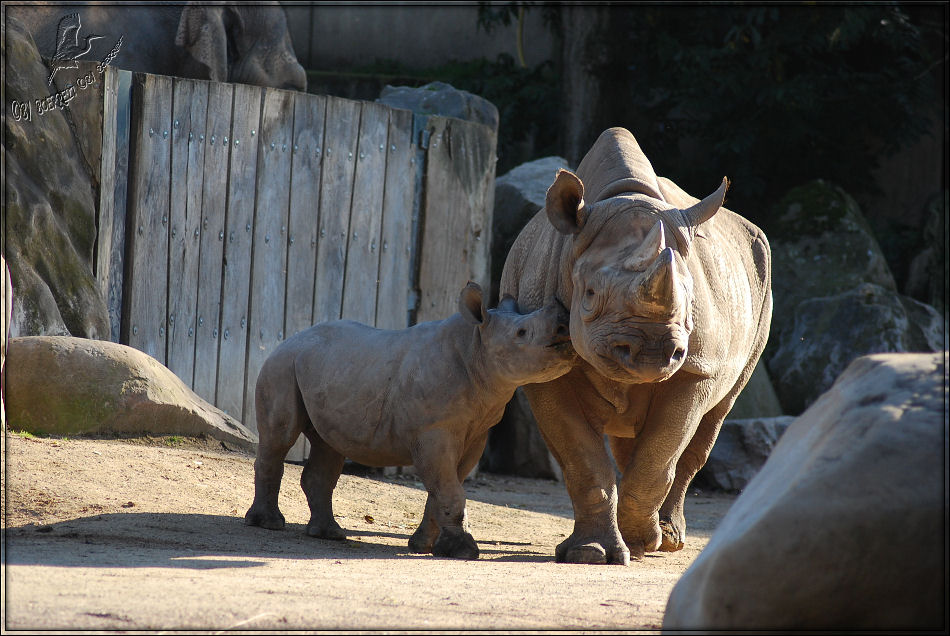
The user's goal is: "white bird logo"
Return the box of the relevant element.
[47,13,103,85]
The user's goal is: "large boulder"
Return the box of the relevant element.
[768,282,944,414]
[481,157,572,479]
[3,15,110,339]
[5,336,257,451]
[904,190,948,317]
[664,352,946,631]
[377,81,499,132]
[766,180,897,350]
[490,156,571,303]
[480,387,562,481]
[694,416,794,493]
[726,358,783,419]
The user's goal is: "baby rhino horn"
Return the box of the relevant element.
[632,247,678,314]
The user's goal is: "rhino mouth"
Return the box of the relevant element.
[595,351,680,384]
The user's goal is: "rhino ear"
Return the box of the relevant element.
[458,281,486,325]
[546,170,588,235]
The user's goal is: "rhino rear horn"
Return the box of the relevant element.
[682,177,729,228]
[633,247,680,314]
[546,169,588,235]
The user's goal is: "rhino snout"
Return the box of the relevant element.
[606,333,686,381]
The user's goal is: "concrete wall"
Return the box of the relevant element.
[282,2,556,71]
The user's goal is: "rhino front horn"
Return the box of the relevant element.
[632,247,680,314]
[682,177,729,228]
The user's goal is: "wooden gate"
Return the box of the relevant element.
[93,68,497,457]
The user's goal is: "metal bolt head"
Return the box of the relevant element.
[132,325,138,335]
[223,328,230,340]
[162,130,168,139]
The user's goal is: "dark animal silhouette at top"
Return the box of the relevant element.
[47,13,103,85]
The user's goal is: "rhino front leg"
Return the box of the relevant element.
[616,380,707,558]
[524,378,629,566]
[410,430,489,553]
[411,430,479,560]
[300,428,347,540]
[658,394,732,551]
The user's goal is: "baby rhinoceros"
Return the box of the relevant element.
[245,281,575,559]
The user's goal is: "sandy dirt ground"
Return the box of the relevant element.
[1,431,735,633]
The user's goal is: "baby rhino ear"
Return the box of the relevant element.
[458,281,486,325]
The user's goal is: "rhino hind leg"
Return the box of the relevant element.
[245,360,310,531]
[300,427,347,540]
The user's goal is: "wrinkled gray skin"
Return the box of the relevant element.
[9,2,306,91]
[246,283,575,559]
[501,128,772,565]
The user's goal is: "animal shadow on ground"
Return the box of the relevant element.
[1,510,554,569]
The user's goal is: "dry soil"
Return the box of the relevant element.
[1,431,735,633]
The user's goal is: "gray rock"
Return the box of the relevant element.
[665,352,946,630]
[768,282,944,414]
[377,81,499,132]
[482,387,561,481]
[694,416,794,493]
[3,15,110,339]
[481,158,572,480]
[5,336,257,451]
[490,156,571,303]
[904,190,948,316]
[767,180,897,353]
[726,358,784,419]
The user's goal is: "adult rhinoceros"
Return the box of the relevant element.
[501,128,772,565]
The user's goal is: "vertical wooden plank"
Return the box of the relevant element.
[283,92,326,463]
[312,96,361,324]
[97,66,126,342]
[375,108,415,330]
[416,117,498,323]
[192,82,234,402]
[123,73,173,362]
[243,88,295,433]
[341,102,389,324]
[216,83,263,422]
[284,93,326,338]
[166,79,208,386]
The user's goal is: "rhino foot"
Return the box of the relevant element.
[659,518,685,552]
[556,534,629,565]
[432,527,479,560]
[408,532,435,554]
[244,507,285,530]
[306,519,347,540]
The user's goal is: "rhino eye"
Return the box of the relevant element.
[516,328,527,338]
[580,287,603,317]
